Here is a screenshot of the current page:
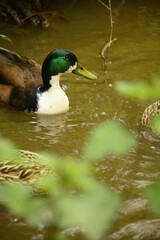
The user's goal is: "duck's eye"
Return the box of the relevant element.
[64,55,69,61]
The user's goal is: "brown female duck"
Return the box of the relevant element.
[141,100,160,129]
[0,150,51,183]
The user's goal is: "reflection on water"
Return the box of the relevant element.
[32,114,67,144]
[0,0,160,239]
[108,219,160,240]
[108,197,160,240]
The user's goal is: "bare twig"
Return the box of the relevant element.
[98,0,116,83]
[21,11,56,23]
[97,0,111,10]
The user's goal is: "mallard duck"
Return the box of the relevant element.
[0,47,97,114]
[0,150,51,183]
[141,100,160,128]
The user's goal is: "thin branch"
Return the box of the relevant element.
[97,0,111,10]
[98,0,116,83]
[21,11,56,23]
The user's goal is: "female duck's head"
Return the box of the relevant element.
[41,49,97,90]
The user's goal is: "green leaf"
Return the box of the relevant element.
[0,183,32,216]
[150,115,160,135]
[144,183,160,216]
[0,34,13,44]
[115,78,160,102]
[61,159,91,190]
[36,175,58,193]
[53,234,68,240]
[0,183,54,226]
[115,81,154,101]
[0,137,21,162]
[38,153,61,170]
[83,121,136,161]
[57,183,121,240]
[38,155,92,191]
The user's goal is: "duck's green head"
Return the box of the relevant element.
[41,49,97,90]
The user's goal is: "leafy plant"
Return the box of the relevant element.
[0,120,136,240]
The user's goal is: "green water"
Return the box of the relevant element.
[0,0,160,239]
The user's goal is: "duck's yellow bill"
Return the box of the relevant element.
[73,62,97,80]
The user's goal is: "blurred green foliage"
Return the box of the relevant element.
[83,121,136,161]
[115,77,160,134]
[115,76,160,220]
[0,73,159,239]
[144,183,160,217]
[115,77,160,102]
[150,115,160,135]
[0,120,137,240]
[0,34,13,44]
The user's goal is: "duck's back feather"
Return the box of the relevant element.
[0,47,42,87]
[0,48,43,110]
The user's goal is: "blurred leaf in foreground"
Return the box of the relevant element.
[0,184,32,216]
[38,153,61,169]
[57,182,121,240]
[0,34,13,44]
[144,183,160,217]
[38,154,91,192]
[83,121,136,161]
[0,137,21,162]
[150,115,160,136]
[0,183,55,226]
[0,121,127,239]
[115,78,160,102]
[54,234,68,240]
